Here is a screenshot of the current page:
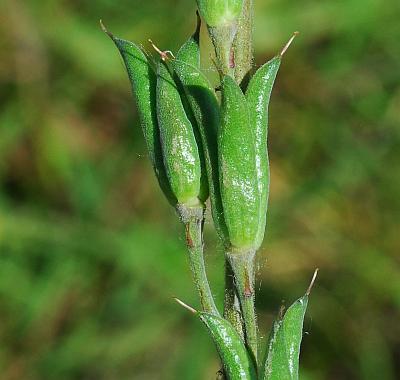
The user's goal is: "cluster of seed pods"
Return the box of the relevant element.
[103,0,312,378]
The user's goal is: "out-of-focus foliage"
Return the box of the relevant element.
[0,0,399,379]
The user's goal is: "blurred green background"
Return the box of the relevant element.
[1,0,399,379]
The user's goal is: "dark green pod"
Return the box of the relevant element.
[219,75,260,250]
[173,20,229,245]
[261,295,309,380]
[103,27,176,205]
[200,312,257,380]
[157,61,203,207]
[245,56,281,249]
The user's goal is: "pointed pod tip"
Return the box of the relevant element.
[173,298,197,314]
[306,268,319,296]
[280,31,300,57]
[148,39,175,61]
[99,19,114,39]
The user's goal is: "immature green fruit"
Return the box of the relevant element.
[173,18,229,246]
[200,312,257,379]
[261,270,318,380]
[245,56,281,249]
[156,61,203,207]
[102,23,176,206]
[219,75,260,250]
[196,0,244,27]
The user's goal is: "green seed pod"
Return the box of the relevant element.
[219,75,260,250]
[262,296,308,380]
[196,0,244,27]
[175,298,256,379]
[245,56,281,249]
[156,61,203,208]
[101,23,176,206]
[200,312,257,379]
[261,270,317,380]
[173,18,229,245]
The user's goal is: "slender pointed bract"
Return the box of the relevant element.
[102,23,175,205]
[245,55,281,249]
[173,18,229,246]
[156,61,203,208]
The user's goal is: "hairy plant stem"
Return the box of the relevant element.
[208,24,236,77]
[226,249,258,365]
[233,0,254,87]
[178,204,219,315]
[223,262,244,339]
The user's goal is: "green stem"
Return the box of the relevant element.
[208,24,237,77]
[226,249,258,365]
[180,205,219,315]
[223,259,244,339]
[233,0,254,87]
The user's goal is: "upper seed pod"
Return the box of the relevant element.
[156,60,204,209]
[196,0,244,27]
[173,16,229,246]
[245,32,298,249]
[218,75,260,251]
[101,22,176,206]
[245,56,281,249]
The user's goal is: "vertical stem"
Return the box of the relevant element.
[182,205,219,315]
[223,260,244,339]
[208,25,236,77]
[226,249,258,364]
[233,0,254,87]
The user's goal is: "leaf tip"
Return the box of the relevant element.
[306,268,319,296]
[173,298,197,314]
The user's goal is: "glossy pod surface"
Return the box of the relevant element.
[200,312,257,380]
[106,33,176,205]
[245,56,281,249]
[173,23,229,245]
[218,75,260,250]
[157,61,202,206]
[261,295,309,380]
[196,0,244,27]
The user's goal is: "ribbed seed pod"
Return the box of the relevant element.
[173,17,229,245]
[156,61,203,208]
[245,56,281,249]
[103,25,176,205]
[219,75,260,250]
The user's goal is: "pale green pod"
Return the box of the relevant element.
[173,18,229,245]
[196,0,244,27]
[156,61,203,207]
[200,312,257,380]
[103,26,176,205]
[262,295,308,380]
[219,75,260,250]
[245,56,281,249]
[261,268,317,380]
